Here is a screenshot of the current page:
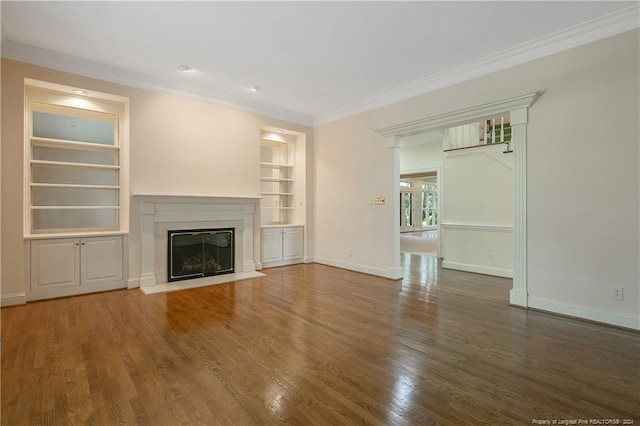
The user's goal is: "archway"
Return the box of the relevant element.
[375,92,540,307]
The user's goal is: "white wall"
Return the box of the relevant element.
[399,135,443,173]
[314,30,639,329]
[526,38,639,327]
[441,145,513,277]
[313,118,390,276]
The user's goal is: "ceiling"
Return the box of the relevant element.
[1,1,637,126]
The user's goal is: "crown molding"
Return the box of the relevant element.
[2,4,637,129]
[315,3,640,127]
[1,40,314,127]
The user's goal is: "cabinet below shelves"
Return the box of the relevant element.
[261,226,303,268]
[28,235,126,301]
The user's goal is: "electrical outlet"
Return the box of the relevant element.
[613,288,624,301]
[489,253,495,262]
[613,288,623,300]
[348,248,353,258]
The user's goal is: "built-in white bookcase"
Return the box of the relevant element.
[259,128,307,269]
[23,79,129,301]
[24,80,129,236]
[260,139,294,224]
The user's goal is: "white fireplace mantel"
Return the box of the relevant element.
[133,193,262,294]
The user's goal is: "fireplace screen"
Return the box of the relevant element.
[168,228,234,282]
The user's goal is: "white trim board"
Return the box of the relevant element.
[312,257,390,279]
[0,292,27,307]
[441,221,513,233]
[445,143,514,171]
[442,261,513,279]
[528,296,640,331]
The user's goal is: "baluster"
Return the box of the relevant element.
[500,116,504,143]
[464,123,470,147]
[484,120,489,145]
[492,118,496,144]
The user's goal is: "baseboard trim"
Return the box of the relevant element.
[313,257,387,278]
[1,292,27,307]
[528,296,640,331]
[127,278,140,289]
[386,266,403,280]
[442,260,513,278]
[509,288,528,307]
[261,259,303,269]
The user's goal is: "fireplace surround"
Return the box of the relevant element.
[133,194,263,294]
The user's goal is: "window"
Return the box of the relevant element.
[421,183,438,227]
[400,180,413,229]
[400,177,438,231]
[25,80,129,236]
[400,190,413,228]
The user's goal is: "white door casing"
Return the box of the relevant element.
[376,92,540,307]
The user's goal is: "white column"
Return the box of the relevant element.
[386,136,403,280]
[510,107,528,307]
[139,202,157,288]
[243,203,256,272]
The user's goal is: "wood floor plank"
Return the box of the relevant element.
[2,256,639,425]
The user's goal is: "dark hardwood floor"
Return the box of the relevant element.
[2,254,639,425]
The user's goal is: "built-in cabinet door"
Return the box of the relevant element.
[283,227,303,261]
[29,235,124,300]
[31,238,80,290]
[262,228,284,263]
[81,236,123,285]
[261,226,304,268]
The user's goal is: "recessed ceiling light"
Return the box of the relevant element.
[177,64,192,72]
[249,86,260,92]
[72,89,88,95]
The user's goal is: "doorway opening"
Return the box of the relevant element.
[400,171,439,257]
[376,92,540,307]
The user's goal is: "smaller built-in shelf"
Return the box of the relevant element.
[31,206,120,210]
[31,160,120,170]
[31,183,119,189]
[31,137,120,152]
[261,206,294,210]
[260,162,293,169]
[260,177,293,183]
[261,192,294,196]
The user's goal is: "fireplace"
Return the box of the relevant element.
[133,194,262,293]
[168,228,234,282]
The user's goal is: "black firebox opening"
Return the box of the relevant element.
[168,228,234,282]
